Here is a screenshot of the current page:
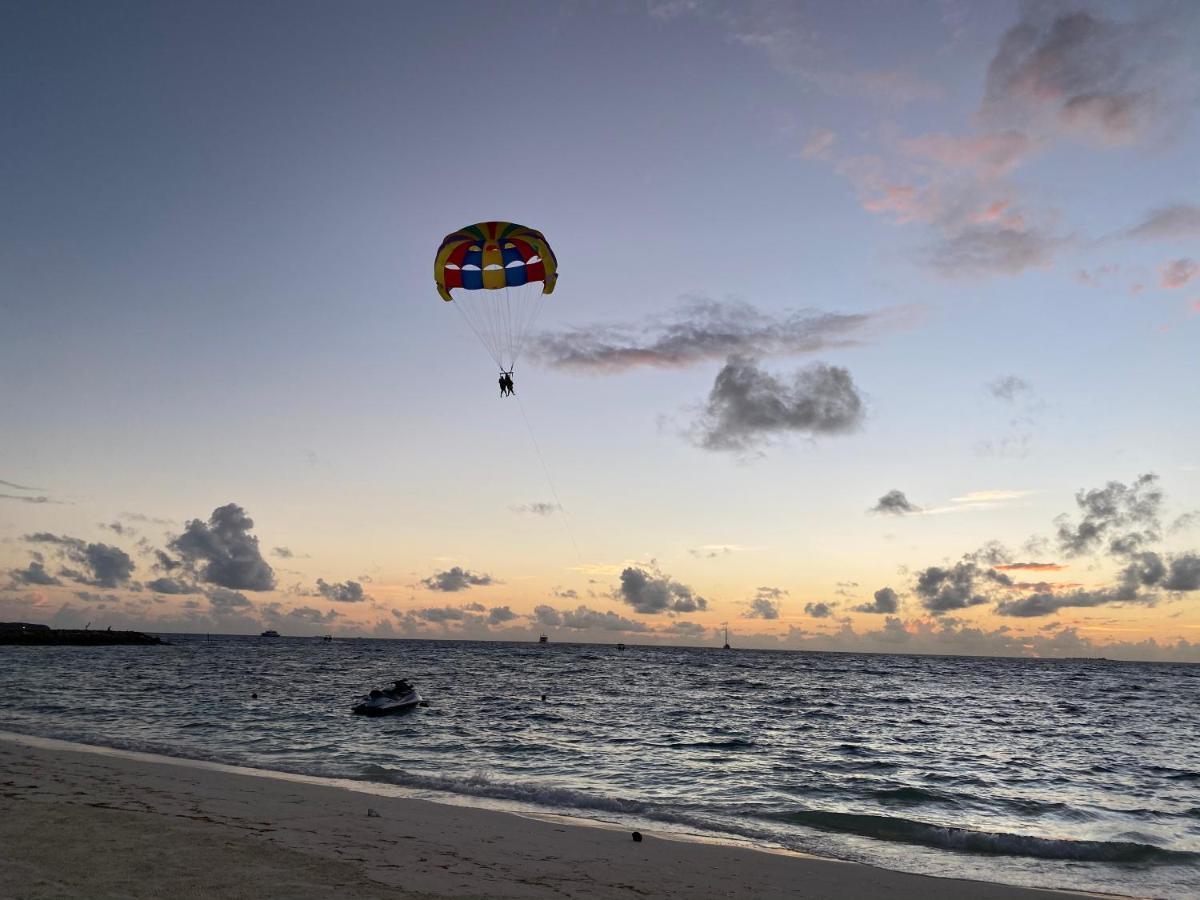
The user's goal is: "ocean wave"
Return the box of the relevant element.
[662,738,757,750]
[761,809,1198,864]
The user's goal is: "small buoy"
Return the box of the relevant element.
[631,831,642,842]
[251,692,258,699]
[367,808,380,818]
[540,694,547,702]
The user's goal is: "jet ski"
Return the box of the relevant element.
[352,679,422,717]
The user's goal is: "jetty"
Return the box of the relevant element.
[0,622,162,646]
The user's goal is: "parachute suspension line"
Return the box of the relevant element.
[515,394,581,561]
[452,296,504,371]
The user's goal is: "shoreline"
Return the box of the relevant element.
[0,730,1106,899]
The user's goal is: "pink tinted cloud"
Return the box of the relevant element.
[901,131,1032,178]
[1160,258,1198,290]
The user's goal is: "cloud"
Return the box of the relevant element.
[1055,473,1162,557]
[996,588,1123,618]
[855,587,899,614]
[8,560,61,587]
[531,299,895,373]
[616,566,707,615]
[0,478,43,491]
[533,605,562,627]
[0,494,59,505]
[913,561,999,614]
[558,605,651,632]
[23,533,134,588]
[871,490,920,516]
[1160,258,1198,290]
[804,601,835,619]
[691,357,865,452]
[649,2,943,104]
[744,586,785,619]
[420,567,494,592]
[1163,554,1200,592]
[316,579,368,603]
[988,375,1031,401]
[271,546,294,559]
[413,606,467,623]
[169,504,276,591]
[928,226,1063,277]
[995,562,1064,572]
[147,577,195,595]
[1125,205,1200,240]
[980,7,1178,144]
[488,606,517,624]
[510,502,561,515]
[206,587,252,612]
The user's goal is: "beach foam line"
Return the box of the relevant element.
[0,729,802,860]
[759,809,1198,864]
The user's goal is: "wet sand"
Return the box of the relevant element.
[0,732,1099,899]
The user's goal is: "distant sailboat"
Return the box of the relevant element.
[539,634,549,644]
[722,623,731,650]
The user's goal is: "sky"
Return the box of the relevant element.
[2,0,1199,660]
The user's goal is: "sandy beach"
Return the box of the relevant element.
[0,732,1098,900]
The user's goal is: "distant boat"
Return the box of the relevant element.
[260,629,280,638]
[617,642,626,651]
[539,634,548,644]
[722,623,731,650]
[321,635,332,642]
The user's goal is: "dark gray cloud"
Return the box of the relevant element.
[744,586,785,620]
[488,606,517,624]
[559,605,651,632]
[271,546,294,559]
[420,567,494,592]
[914,561,1000,614]
[414,606,467,623]
[1164,555,1200,592]
[23,533,134,588]
[1125,204,1200,240]
[510,502,560,516]
[530,298,883,373]
[1055,473,1162,557]
[9,560,61,587]
[316,578,368,603]
[147,577,194,595]
[279,606,340,626]
[981,7,1177,143]
[855,587,899,614]
[691,357,865,452]
[74,591,119,604]
[871,490,920,515]
[99,521,135,537]
[0,493,59,504]
[169,504,276,591]
[996,589,1120,618]
[552,587,578,599]
[84,544,135,588]
[206,587,252,611]
[659,620,707,639]
[153,550,181,572]
[533,605,562,627]
[616,567,707,615]
[804,601,835,619]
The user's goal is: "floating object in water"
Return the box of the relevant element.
[539,634,549,644]
[353,679,422,717]
[260,629,280,638]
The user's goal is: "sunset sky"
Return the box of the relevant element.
[3,1,1198,660]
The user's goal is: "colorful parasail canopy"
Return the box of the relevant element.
[434,221,559,372]
[434,221,557,302]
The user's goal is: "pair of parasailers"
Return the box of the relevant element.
[498,371,516,397]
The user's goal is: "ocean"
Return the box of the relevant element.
[1,635,1197,897]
